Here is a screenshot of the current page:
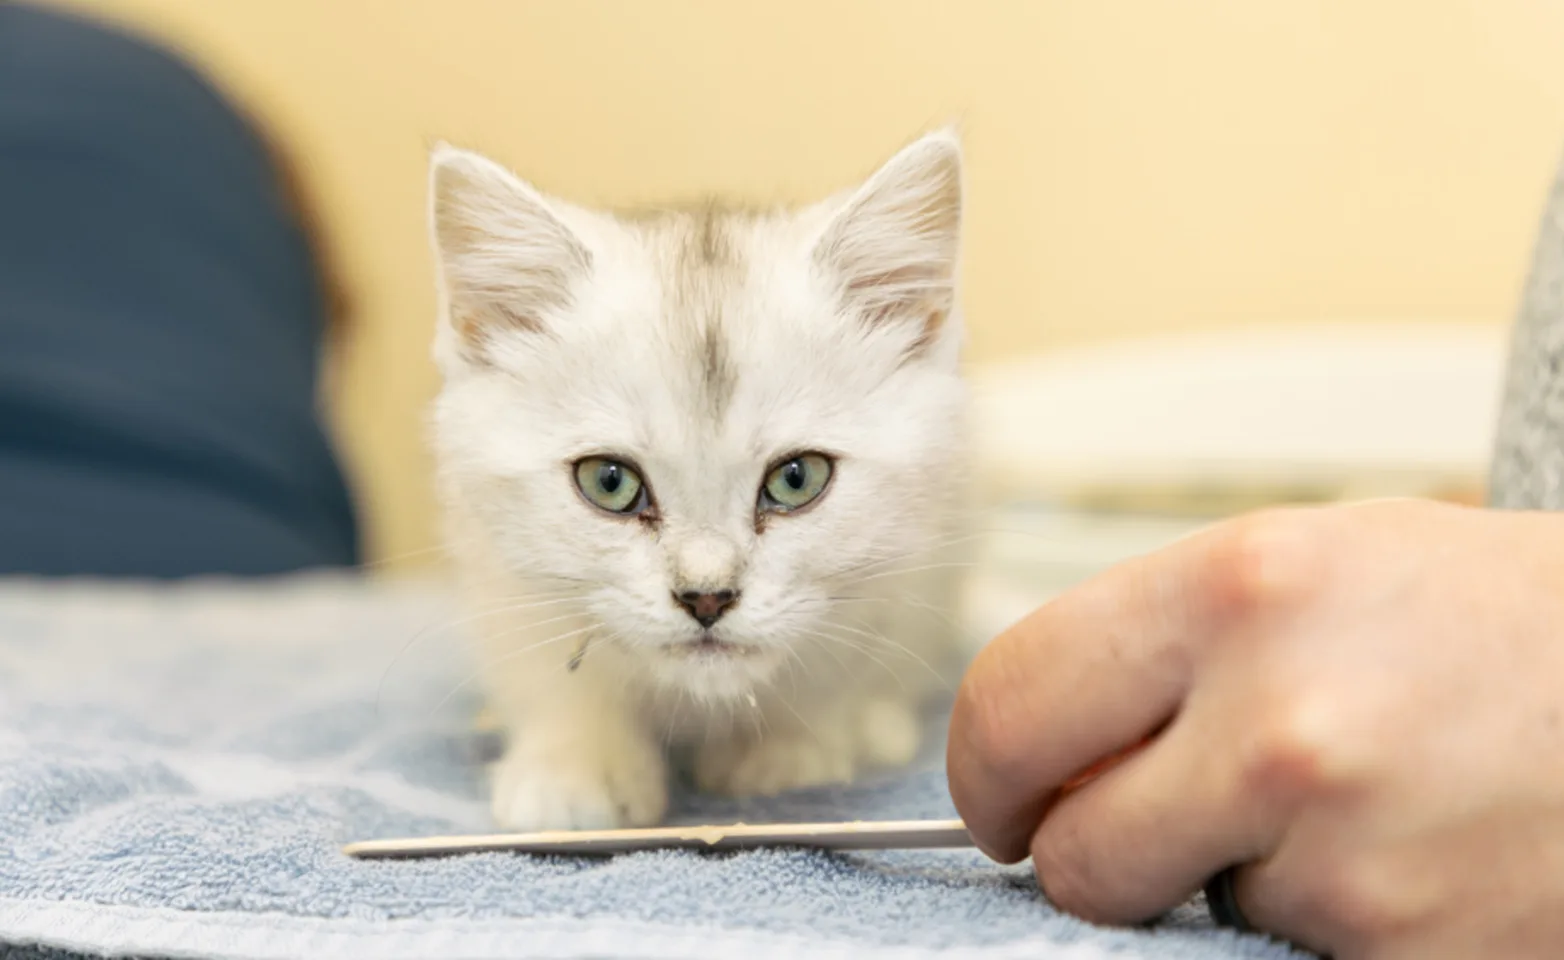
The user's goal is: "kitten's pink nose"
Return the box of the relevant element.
[674,589,739,628]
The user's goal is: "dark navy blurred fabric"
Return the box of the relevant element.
[0,3,361,576]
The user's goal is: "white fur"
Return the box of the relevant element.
[427,130,972,830]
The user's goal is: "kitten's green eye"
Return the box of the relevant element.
[574,458,647,515]
[760,453,833,513]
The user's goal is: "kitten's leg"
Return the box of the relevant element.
[692,692,922,797]
[692,701,854,797]
[484,635,667,831]
[491,716,667,830]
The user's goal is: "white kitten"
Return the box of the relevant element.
[426,130,972,831]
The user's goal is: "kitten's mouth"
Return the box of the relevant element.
[667,635,760,658]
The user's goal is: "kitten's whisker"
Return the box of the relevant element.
[502,571,600,587]
[741,688,767,742]
[453,610,595,651]
[822,542,933,578]
[355,527,514,571]
[794,634,865,688]
[840,560,978,588]
[357,542,456,570]
[865,590,967,634]
[560,630,621,681]
[423,623,600,722]
[824,615,953,693]
[463,587,589,609]
[773,694,824,749]
[795,592,966,646]
[794,627,896,691]
[375,595,589,718]
[779,644,805,703]
[805,631,852,674]
[824,529,983,582]
[666,686,689,748]
[808,593,955,617]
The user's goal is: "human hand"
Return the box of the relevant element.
[948,499,1564,958]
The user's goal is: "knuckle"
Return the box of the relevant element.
[1240,693,1355,801]
[1207,509,1327,618]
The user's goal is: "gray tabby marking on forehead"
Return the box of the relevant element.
[615,197,793,273]
[682,205,741,415]
[617,201,754,416]
[699,321,736,416]
[688,202,732,267]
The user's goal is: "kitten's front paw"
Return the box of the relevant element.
[694,730,856,797]
[693,697,924,798]
[490,725,668,831]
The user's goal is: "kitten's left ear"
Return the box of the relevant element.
[813,129,963,352]
[428,144,592,365]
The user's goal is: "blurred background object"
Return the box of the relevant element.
[971,320,1502,511]
[0,1,359,576]
[21,0,1564,574]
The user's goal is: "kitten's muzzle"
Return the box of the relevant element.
[673,589,739,628]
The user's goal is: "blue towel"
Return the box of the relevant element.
[0,575,1306,959]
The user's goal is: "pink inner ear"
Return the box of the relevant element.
[452,298,543,341]
[433,151,593,356]
[842,261,953,353]
[819,151,960,353]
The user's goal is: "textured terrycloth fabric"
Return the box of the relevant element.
[0,3,360,577]
[0,574,1306,960]
[1492,153,1564,509]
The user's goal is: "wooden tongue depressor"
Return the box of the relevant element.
[343,818,974,860]
[343,738,1155,861]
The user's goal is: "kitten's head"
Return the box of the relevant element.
[428,131,967,700]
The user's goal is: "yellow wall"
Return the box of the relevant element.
[41,0,1564,569]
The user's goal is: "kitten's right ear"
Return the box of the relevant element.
[811,129,963,354]
[428,144,591,359]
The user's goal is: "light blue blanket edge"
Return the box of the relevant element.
[1,898,1267,960]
